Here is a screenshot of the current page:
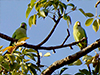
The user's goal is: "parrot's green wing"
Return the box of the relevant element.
[9,28,27,46]
[73,21,87,50]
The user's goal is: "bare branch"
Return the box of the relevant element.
[0,32,87,50]
[37,16,62,46]
[41,39,100,75]
[61,29,70,46]
[0,32,17,42]
[24,38,87,50]
[36,49,40,67]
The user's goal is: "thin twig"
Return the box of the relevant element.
[87,64,91,74]
[53,49,56,53]
[36,49,40,67]
[48,15,57,23]
[61,29,70,46]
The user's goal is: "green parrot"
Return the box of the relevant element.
[73,21,87,50]
[4,22,27,55]
[9,22,27,46]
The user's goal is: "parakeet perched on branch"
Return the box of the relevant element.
[9,22,27,46]
[73,21,87,50]
[4,22,27,55]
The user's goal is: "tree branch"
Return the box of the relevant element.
[61,29,70,46]
[0,32,87,50]
[41,39,100,75]
[24,38,87,50]
[0,32,17,42]
[37,16,62,46]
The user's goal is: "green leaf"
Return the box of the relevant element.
[28,16,33,27]
[75,73,84,75]
[0,45,3,49]
[35,2,40,11]
[71,6,77,11]
[79,8,86,17]
[26,53,36,61]
[85,18,94,26]
[21,63,28,73]
[26,4,35,19]
[99,15,100,17]
[94,59,100,74]
[82,55,92,62]
[63,14,72,27]
[85,58,93,65]
[92,20,99,32]
[97,19,100,26]
[86,13,94,17]
[30,0,36,6]
[7,55,15,64]
[29,67,37,75]
[39,52,42,57]
[0,56,4,63]
[33,14,37,25]
[73,59,82,66]
[44,52,51,57]
[42,9,48,16]
[44,1,52,8]
[39,10,46,17]
[27,63,41,71]
[60,2,67,9]
[79,69,91,75]
[63,14,68,20]
[10,62,20,71]
[1,61,10,70]
[67,16,72,26]
[16,56,23,63]
[60,67,68,75]
[59,4,64,14]
[67,3,75,8]
[25,48,37,53]
[52,0,59,10]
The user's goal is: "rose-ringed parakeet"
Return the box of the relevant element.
[73,21,87,50]
[9,22,27,46]
[4,22,27,55]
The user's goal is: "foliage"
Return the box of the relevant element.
[0,38,41,74]
[79,7,100,32]
[0,48,41,74]
[26,0,76,27]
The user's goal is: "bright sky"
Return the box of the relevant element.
[0,0,100,74]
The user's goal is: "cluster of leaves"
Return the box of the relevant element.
[79,8,100,32]
[26,0,76,27]
[0,38,41,74]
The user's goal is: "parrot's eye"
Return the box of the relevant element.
[77,22,81,26]
[22,24,25,26]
